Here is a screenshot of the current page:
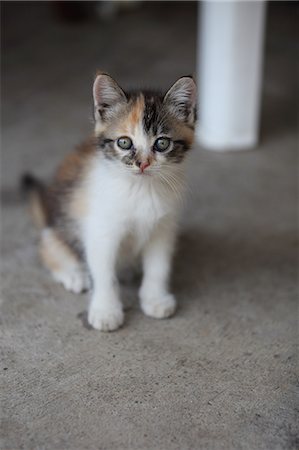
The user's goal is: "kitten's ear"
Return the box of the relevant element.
[93,72,127,121]
[164,76,197,126]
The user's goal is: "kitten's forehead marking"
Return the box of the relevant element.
[125,94,151,156]
[130,94,145,128]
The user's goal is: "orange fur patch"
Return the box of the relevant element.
[28,191,48,229]
[39,229,78,273]
[55,138,95,185]
[173,123,194,148]
[121,94,145,135]
[68,182,89,220]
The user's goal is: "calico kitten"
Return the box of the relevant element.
[24,73,197,331]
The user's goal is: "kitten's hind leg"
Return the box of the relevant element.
[39,228,90,294]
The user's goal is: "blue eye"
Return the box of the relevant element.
[117,136,133,150]
[154,137,171,152]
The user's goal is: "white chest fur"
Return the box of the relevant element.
[83,157,180,253]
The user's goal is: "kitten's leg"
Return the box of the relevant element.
[40,228,90,294]
[85,225,124,331]
[139,221,177,319]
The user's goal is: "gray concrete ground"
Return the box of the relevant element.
[1,2,298,449]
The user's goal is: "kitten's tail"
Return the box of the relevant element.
[21,173,50,229]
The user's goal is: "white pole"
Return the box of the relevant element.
[197,1,266,151]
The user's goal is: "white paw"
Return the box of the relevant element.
[53,267,91,294]
[140,293,177,319]
[88,303,124,331]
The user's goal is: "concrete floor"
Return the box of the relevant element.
[1,2,298,449]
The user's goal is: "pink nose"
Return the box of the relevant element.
[139,160,150,172]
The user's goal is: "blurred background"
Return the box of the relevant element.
[1,1,298,180]
[1,2,298,450]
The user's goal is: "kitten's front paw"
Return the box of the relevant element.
[140,293,177,319]
[88,303,124,331]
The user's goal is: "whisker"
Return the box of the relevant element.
[158,172,184,202]
[117,163,193,199]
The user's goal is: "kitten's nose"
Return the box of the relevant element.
[137,159,150,173]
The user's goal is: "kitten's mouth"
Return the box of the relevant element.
[136,171,152,176]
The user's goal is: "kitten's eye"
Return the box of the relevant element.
[117,136,133,150]
[154,137,171,152]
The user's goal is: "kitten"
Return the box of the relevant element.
[23,72,197,331]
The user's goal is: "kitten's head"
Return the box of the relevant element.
[93,72,196,176]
